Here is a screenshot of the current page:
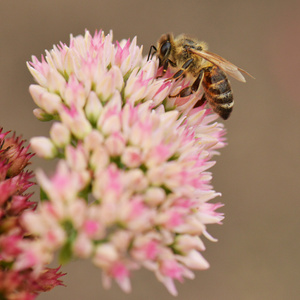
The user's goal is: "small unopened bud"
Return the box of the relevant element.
[30,137,57,159]
[104,132,125,157]
[85,91,103,124]
[144,187,166,206]
[60,106,92,139]
[50,122,71,148]
[29,84,62,114]
[65,144,87,171]
[33,108,54,121]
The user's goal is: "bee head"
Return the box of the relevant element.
[157,34,173,65]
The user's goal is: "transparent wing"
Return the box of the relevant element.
[189,48,254,82]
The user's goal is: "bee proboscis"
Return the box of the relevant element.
[148,33,253,120]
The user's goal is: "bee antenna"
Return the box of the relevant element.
[147,45,157,61]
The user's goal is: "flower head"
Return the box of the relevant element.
[26,30,226,295]
[0,129,65,299]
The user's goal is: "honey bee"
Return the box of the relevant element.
[148,33,253,119]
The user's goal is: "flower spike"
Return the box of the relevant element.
[26,30,226,295]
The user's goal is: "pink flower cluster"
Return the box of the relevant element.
[0,129,65,299]
[26,30,226,295]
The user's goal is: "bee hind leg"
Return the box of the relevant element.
[169,86,193,98]
[191,70,207,107]
[194,94,207,107]
[170,70,204,98]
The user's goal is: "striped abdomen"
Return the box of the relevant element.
[202,65,234,120]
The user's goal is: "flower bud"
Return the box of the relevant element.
[64,75,86,108]
[121,146,142,168]
[33,108,54,121]
[73,233,93,258]
[85,91,103,124]
[60,105,92,139]
[50,122,71,148]
[104,132,126,157]
[95,66,123,101]
[29,84,62,114]
[65,144,87,171]
[30,137,57,159]
[144,187,166,206]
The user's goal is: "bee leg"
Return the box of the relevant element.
[191,69,204,92]
[193,70,207,107]
[155,59,176,79]
[194,94,207,108]
[169,87,192,98]
[147,45,157,61]
[170,69,204,98]
[165,58,194,81]
[162,59,176,73]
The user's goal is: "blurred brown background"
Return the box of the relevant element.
[1,1,300,299]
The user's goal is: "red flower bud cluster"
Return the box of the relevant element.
[0,128,65,299]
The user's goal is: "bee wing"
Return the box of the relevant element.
[189,49,254,82]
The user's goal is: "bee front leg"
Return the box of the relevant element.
[156,59,176,79]
[147,45,157,61]
[162,59,176,73]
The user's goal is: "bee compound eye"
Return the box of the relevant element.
[160,41,171,57]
